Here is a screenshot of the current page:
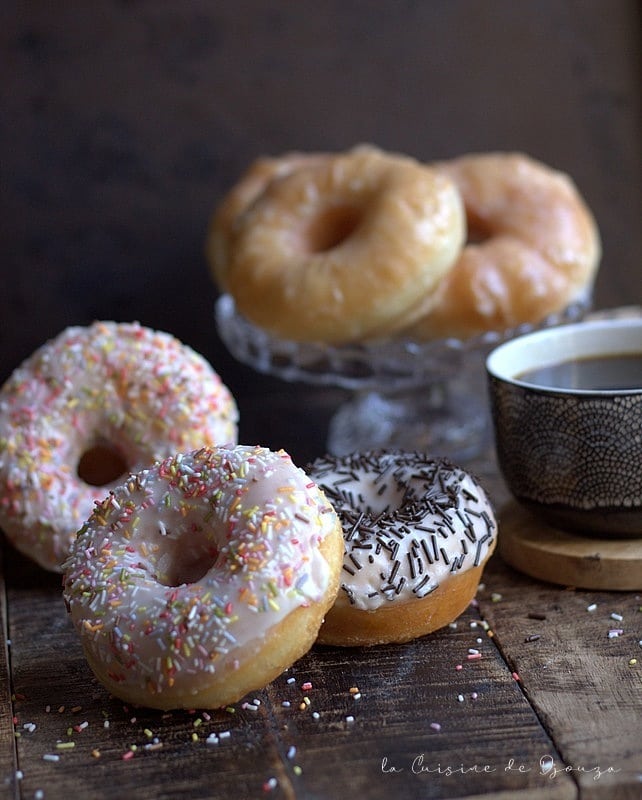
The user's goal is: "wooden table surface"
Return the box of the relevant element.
[1,2,640,798]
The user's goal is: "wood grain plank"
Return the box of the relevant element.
[262,614,576,800]
[5,545,574,800]
[6,557,286,800]
[0,544,19,799]
[479,554,642,800]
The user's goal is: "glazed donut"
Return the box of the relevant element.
[0,322,238,572]
[62,445,343,710]
[404,152,601,339]
[307,451,497,646]
[223,145,466,344]
[206,151,328,291]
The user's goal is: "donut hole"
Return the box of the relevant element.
[466,215,493,244]
[152,530,220,587]
[77,441,129,487]
[305,205,362,252]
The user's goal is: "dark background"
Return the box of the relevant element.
[1,0,640,461]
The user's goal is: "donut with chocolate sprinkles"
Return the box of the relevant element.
[308,451,497,645]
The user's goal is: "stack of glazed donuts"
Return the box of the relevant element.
[206,144,601,343]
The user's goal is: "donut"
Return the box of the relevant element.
[222,145,466,344]
[62,445,343,710]
[206,150,329,291]
[0,322,238,572]
[307,451,497,646]
[404,152,601,339]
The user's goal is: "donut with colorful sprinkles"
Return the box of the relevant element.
[307,451,497,645]
[62,445,343,710]
[0,321,238,571]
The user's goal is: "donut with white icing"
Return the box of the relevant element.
[308,451,497,645]
[0,322,238,571]
[62,445,343,710]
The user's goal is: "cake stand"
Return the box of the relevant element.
[215,294,590,461]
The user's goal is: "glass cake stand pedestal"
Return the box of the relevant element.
[215,294,590,461]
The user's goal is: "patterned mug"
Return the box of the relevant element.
[486,318,642,538]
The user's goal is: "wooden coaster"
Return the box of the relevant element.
[498,501,642,590]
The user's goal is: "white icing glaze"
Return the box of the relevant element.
[308,452,496,611]
[63,445,337,702]
[0,321,238,570]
